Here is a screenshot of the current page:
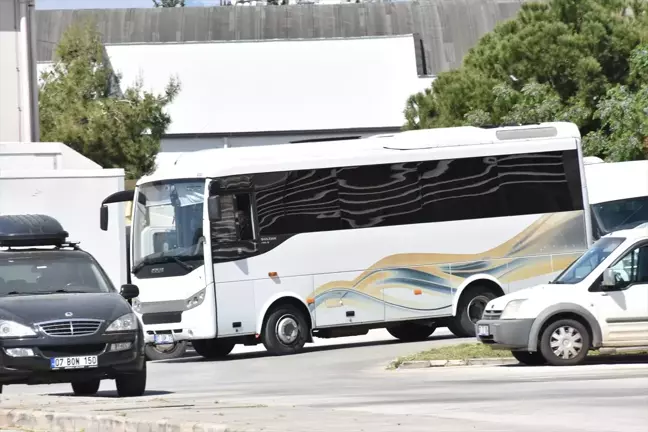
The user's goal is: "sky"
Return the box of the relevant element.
[35,0,220,9]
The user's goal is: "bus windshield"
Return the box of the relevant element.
[132,179,205,271]
[592,196,648,235]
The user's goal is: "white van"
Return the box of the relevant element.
[475,224,648,366]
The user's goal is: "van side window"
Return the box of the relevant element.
[608,244,648,286]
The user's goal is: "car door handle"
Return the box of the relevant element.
[599,292,609,296]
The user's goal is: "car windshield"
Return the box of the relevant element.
[0,254,113,297]
[132,179,205,272]
[592,196,648,235]
[551,237,626,285]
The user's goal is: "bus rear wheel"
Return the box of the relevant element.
[387,322,437,342]
[262,304,309,356]
[448,286,497,337]
[192,338,235,359]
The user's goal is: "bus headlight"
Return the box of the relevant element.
[186,288,206,310]
[131,297,142,313]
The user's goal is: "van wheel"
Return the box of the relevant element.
[387,322,437,342]
[192,338,235,359]
[448,287,497,337]
[511,350,546,366]
[115,361,147,397]
[71,379,101,396]
[262,304,309,355]
[539,318,590,366]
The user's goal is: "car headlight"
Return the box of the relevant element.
[186,288,206,310]
[500,299,527,319]
[0,320,37,338]
[106,313,138,332]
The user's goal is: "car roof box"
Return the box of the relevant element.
[0,214,69,247]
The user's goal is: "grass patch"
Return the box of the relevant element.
[388,343,648,369]
[389,343,510,369]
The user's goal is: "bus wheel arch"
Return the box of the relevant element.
[259,296,313,356]
[449,278,504,338]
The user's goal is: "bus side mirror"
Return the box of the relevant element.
[120,283,139,300]
[100,206,109,231]
[208,196,222,221]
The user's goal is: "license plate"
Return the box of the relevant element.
[50,356,98,370]
[154,334,174,344]
[478,325,490,337]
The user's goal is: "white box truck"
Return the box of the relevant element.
[0,142,127,288]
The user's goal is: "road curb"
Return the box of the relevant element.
[0,407,230,432]
[395,357,519,369]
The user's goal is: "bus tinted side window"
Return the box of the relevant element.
[497,151,583,216]
[418,156,501,223]
[337,162,421,229]
[256,169,341,236]
[252,149,583,237]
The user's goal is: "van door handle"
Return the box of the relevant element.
[600,292,609,296]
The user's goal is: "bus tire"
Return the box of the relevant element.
[145,341,188,361]
[386,322,437,342]
[192,338,235,359]
[448,286,497,337]
[262,304,309,355]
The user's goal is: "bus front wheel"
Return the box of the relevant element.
[192,338,235,359]
[262,304,309,355]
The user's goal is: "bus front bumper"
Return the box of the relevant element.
[143,329,196,345]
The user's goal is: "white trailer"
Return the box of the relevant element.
[0,142,127,288]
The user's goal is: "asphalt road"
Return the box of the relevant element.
[4,328,648,432]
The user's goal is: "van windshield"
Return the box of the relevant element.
[551,237,626,285]
[0,254,113,297]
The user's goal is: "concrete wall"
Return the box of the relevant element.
[34,0,528,75]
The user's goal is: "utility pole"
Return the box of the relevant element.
[0,0,39,142]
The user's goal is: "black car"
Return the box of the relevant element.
[0,214,146,397]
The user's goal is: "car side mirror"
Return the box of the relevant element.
[100,205,109,231]
[602,269,616,288]
[120,283,139,300]
[207,196,222,221]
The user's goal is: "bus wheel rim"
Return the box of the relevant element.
[276,315,299,345]
[467,295,489,324]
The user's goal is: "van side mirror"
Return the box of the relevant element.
[208,196,222,221]
[602,269,616,288]
[100,205,109,231]
[120,283,139,300]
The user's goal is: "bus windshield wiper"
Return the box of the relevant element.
[132,255,194,273]
[169,256,194,271]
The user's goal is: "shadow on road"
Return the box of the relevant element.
[497,353,648,368]
[45,389,175,398]
[161,334,460,364]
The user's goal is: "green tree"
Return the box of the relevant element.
[153,0,185,6]
[404,0,648,160]
[39,20,180,179]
